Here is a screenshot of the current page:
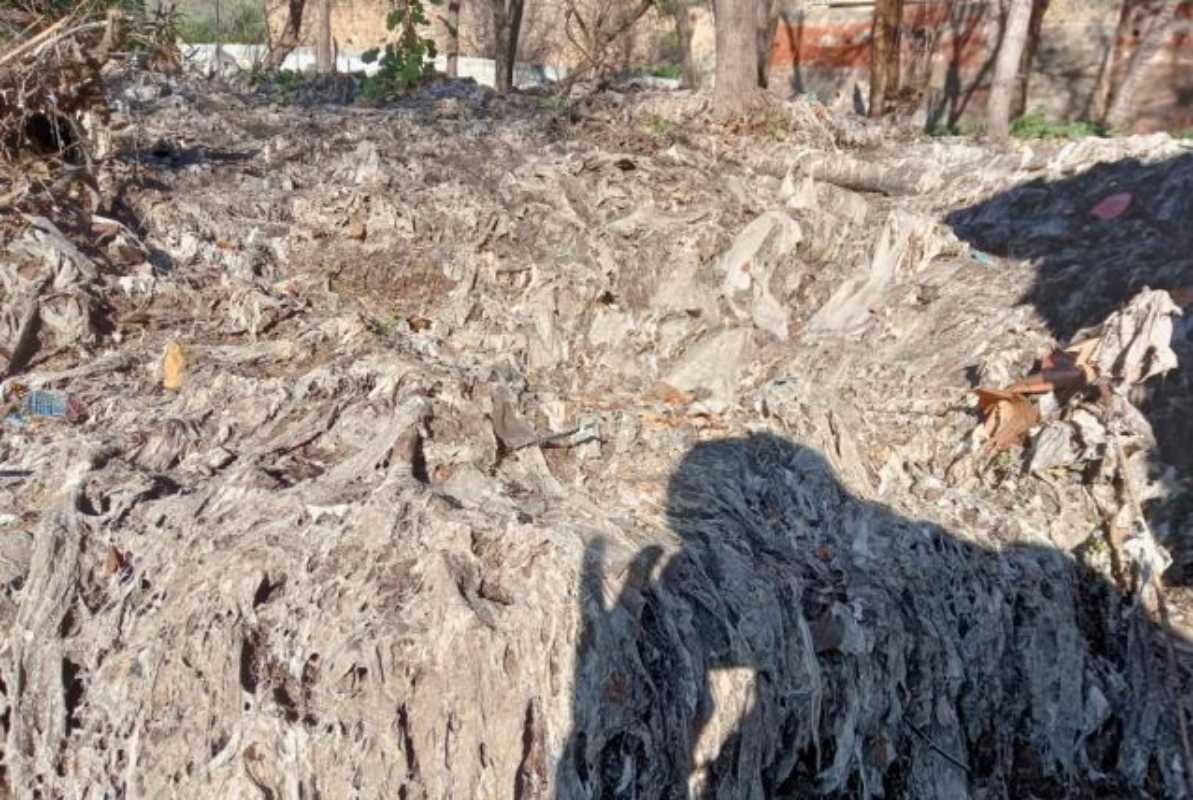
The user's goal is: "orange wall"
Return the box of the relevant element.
[768,2,1192,71]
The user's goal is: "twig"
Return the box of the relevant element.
[1156,589,1193,789]
[28,20,107,60]
[0,13,73,69]
[1112,430,1193,786]
[903,720,972,775]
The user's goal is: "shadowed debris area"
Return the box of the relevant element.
[945,153,1193,588]
[560,433,1189,799]
[944,153,1193,344]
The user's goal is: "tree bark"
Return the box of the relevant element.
[672,1,698,88]
[315,0,332,73]
[265,0,307,70]
[1013,0,1050,119]
[214,0,223,73]
[756,0,776,89]
[1089,0,1139,121]
[868,0,902,118]
[506,0,524,89]
[1103,0,1179,132]
[444,0,461,77]
[987,0,1034,140]
[490,0,524,92]
[712,0,767,117]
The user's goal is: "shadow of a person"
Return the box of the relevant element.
[557,432,1189,799]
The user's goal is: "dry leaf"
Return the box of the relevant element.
[975,388,1039,452]
[102,545,126,576]
[1007,348,1093,395]
[1064,337,1099,372]
[645,382,695,406]
[1090,192,1132,221]
[162,340,185,390]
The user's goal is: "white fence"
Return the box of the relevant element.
[179,43,567,88]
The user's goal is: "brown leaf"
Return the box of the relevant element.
[644,381,694,406]
[1007,365,1089,395]
[974,388,1039,452]
[102,546,126,576]
[161,340,185,390]
[1064,338,1099,371]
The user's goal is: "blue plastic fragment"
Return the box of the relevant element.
[26,391,67,417]
[23,391,84,422]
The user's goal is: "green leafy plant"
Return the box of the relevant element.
[535,94,569,113]
[648,63,683,80]
[644,114,673,137]
[176,1,267,44]
[927,119,985,137]
[360,0,438,98]
[253,68,306,101]
[1010,110,1106,140]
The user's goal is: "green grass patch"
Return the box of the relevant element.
[535,94,570,113]
[644,114,673,137]
[927,120,985,137]
[176,3,267,44]
[1009,110,1106,140]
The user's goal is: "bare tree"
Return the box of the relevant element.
[563,0,655,81]
[489,0,526,92]
[1089,0,1139,121]
[1103,0,1179,131]
[315,0,332,73]
[756,0,775,88]
[442,0,461,77]
[265,0,308,69]
[669,0,698,88]
[867,0,902,117]
[1012,0,1050,119]
[986,0,1034,139]
[712,0,769,116]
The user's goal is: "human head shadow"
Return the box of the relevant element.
[944,152,1193,587]
[558,432,1189,798]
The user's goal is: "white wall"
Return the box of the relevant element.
[180,43,567,88]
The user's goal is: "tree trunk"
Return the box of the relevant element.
[214,0,222,72]
[490,0,523,92]
[1013,0,1050,119]
[868,0,902,118]
[315,0,332,73]
[756,0,776,89]
[444,0,461,78]
[506,0,524,89]
[265,0,307,70]
[987,0,1034,140]
[672,1,698,88]
[712,0,767,117]
[1103,0,1179,132]
[1089,0,1140,121]
[491,0,510,92]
